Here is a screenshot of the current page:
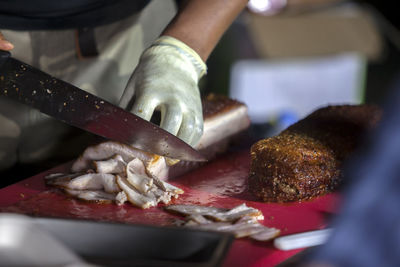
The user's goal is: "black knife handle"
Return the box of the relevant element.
[0,50,11,67]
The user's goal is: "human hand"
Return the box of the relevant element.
[119,36,207,147]
[0,31,14,51]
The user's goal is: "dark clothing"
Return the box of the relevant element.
[310,82,400,266]
[359,0,399,27]
[0,0,150,30]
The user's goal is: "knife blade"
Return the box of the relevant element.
[0,51,206,162]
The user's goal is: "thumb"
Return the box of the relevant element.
[0,31,14,51]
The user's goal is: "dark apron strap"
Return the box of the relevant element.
[75,27,99,59]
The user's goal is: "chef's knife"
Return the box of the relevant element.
[0,51,206,162]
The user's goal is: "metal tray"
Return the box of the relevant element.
[0,213,233,267]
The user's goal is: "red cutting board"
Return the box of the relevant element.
[0,149,340,267]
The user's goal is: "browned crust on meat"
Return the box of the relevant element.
[202,93,244,119]
[248,105,382,202]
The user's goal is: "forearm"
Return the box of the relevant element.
[162,0,248,61]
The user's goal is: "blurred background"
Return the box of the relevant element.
[201,0,400,139]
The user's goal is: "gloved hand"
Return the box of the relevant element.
[119,36,207,147]
[0,31,14,50]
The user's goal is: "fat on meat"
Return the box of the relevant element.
[71,141,153,173]
[94,155,126,174]
[46,173,119,193]
[116,175,157,209]
[165,203,262,222]
[165,203,281,242]
[126,158,147,176]
[65,189,116,202]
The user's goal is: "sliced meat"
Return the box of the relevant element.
[116,175,157,209]
[186,214,212,224]
[115,191,128,205]
[126,158,147,176]
[125,158,153,193]
[165,203,262,222]
[250,227,281,241]
[169,203,281,242]
[165,204,224,217]
[145,156,169,180]
[65,189,116,202]
[47,173,119,193]
[147,188,172,205]
[71,141,153,172]
[213,203,264,221]
[126,172,153,193]
[153,177,184,195]
[94,155,126,174]
[47,158,184,209]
